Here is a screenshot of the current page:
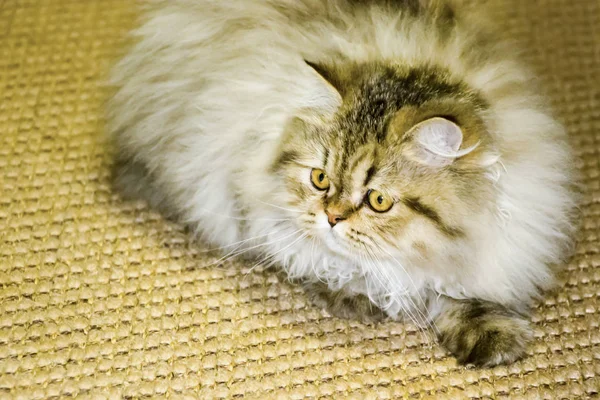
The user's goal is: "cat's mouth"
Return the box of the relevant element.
[322,228,355,258]
[298,213,362,258]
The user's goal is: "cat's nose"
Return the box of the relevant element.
[326,211,346,228]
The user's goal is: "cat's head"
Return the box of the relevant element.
[272,61,499,263]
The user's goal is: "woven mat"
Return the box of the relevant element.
[1,1,599,399]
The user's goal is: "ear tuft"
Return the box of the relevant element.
[408,117,478,167]
[305,59,344,97]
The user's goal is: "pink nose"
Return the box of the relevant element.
[326,211,346,227]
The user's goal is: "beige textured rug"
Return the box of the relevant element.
[1,1,599,399]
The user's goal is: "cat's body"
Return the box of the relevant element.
[108,0,576,367]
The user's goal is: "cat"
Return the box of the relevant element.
[107,0,577,367]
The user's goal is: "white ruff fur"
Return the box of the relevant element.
[107,0,576,321]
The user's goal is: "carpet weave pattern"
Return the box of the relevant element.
[0,1,599,399]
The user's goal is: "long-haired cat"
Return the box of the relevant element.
[107,0,577,367]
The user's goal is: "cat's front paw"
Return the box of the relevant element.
[437,300,532,367]
[304,282,386,324]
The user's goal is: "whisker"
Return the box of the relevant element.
[373,244,439,336]
[369,251,424,324]
[361,247,422,327]
[197,226,289,253]
[357,250,379,318]
[195,207,294,222]
[252,198,303,214]
[243,232,309,278]
[205,228,303,269]
[365,248,432,344]
[310,237,326,283]
[355,221,436,335]
[352,232,430,333]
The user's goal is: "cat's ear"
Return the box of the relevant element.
[404,117,477,167]
[305,60,345,97]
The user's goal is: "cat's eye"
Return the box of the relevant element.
[366,189,394,213]
[310,169,330,190]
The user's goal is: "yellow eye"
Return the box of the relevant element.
[367,190,394,213]
[310,169,330,190]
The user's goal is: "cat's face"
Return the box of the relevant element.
[272,62,498,263]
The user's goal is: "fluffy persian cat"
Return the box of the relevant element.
[107,0,577,367]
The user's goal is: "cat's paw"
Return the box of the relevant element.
[304,282,386,324]
[437,300,532,367]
